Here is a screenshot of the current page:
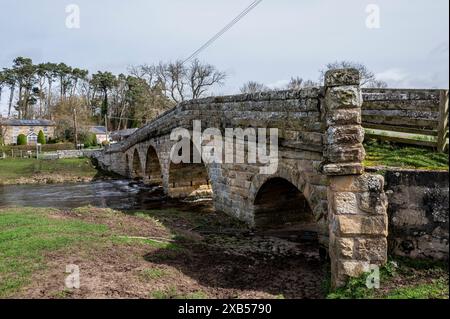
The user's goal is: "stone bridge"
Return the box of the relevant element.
[95,69,389,288]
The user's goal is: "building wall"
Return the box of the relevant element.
[3,125,55,145]
[95,134,108,144]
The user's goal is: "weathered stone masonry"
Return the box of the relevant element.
[322,69,388,288]
[94,69,388,288]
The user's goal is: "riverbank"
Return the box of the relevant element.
[0,158,109,185]
[0,205,447,299]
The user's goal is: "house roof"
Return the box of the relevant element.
[0,119,56,127]
[88,126,107,135]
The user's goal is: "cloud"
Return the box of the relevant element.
[376,68,448,89]
[376,68,409,83]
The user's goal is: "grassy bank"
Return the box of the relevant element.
[364,141,449,171]
[0,158,102,185]
[0,206,447,299]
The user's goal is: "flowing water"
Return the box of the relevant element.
[0,180,180,210]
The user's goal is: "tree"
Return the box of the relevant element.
[0,71,5,105]
[286,77,319,90]
[154,59,226,103]
[320,61,387,88]
[37,130,46,144]
[240,81,269,94]
[43,62,58,112]
[70,68,89,97]
[56,63,73,101]
[157,61,187,103]
[188,59,226,100]
[17,134,27,145]
[287,77,304,90]
[366,80,388,89]
[2,68,17,117]
[12,57,36,119]
[35,64,48,117]
[91,71,117,119]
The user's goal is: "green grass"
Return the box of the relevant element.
[0,208,108,297]
[326,259,449,299]
[386,278,449,299]
[140,268,170,280]
[364,141,449,170]
[0,158,99,182]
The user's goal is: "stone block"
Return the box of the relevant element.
[335,215,388,236]
[325,87,363,110]
[325,69,360,87]
[325,144,365,163]
[358,191,388,215]
[322,163,365,176]
[326,125,365,145]
[330,174,384,192]
[326,109,362,126]
[333,192,359,215]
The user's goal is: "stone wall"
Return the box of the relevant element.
[379,169,449,261]
[41,149,100,160]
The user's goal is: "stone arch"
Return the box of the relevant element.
[131,148,143,179]
[145,145,162,186]
[249,166,310,211]
[253,177,315,229]
[168,143,212,198]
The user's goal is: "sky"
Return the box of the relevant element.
[0,0,449,115]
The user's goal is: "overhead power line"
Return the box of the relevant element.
[182,0,263,64]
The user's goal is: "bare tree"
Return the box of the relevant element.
[156,61,186,104]
[188,59,226,100]
[366,79,388,89]
[287,77,304,90]
[240,81,269,94]
[153,59,226,103]
[320,60,387,88]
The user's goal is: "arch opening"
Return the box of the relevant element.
[254,177,317,240]
[125,154,130,177]
[132,149,143,180]
[168,142,212,198]
[145,146,162,186]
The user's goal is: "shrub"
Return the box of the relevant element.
[17,134,27,145]
[37,130,46,145]
[81,132,98,148]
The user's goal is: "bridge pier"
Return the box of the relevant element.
[322,69,388,288]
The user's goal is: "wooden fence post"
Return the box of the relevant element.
[437,90,449,153]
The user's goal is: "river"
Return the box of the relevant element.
[0,180,183,210]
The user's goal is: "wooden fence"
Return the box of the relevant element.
[362,88,449,152]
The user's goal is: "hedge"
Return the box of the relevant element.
[17,134,27,146]
[37,130,46,145]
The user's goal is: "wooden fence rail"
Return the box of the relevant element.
[362,88,449,152]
